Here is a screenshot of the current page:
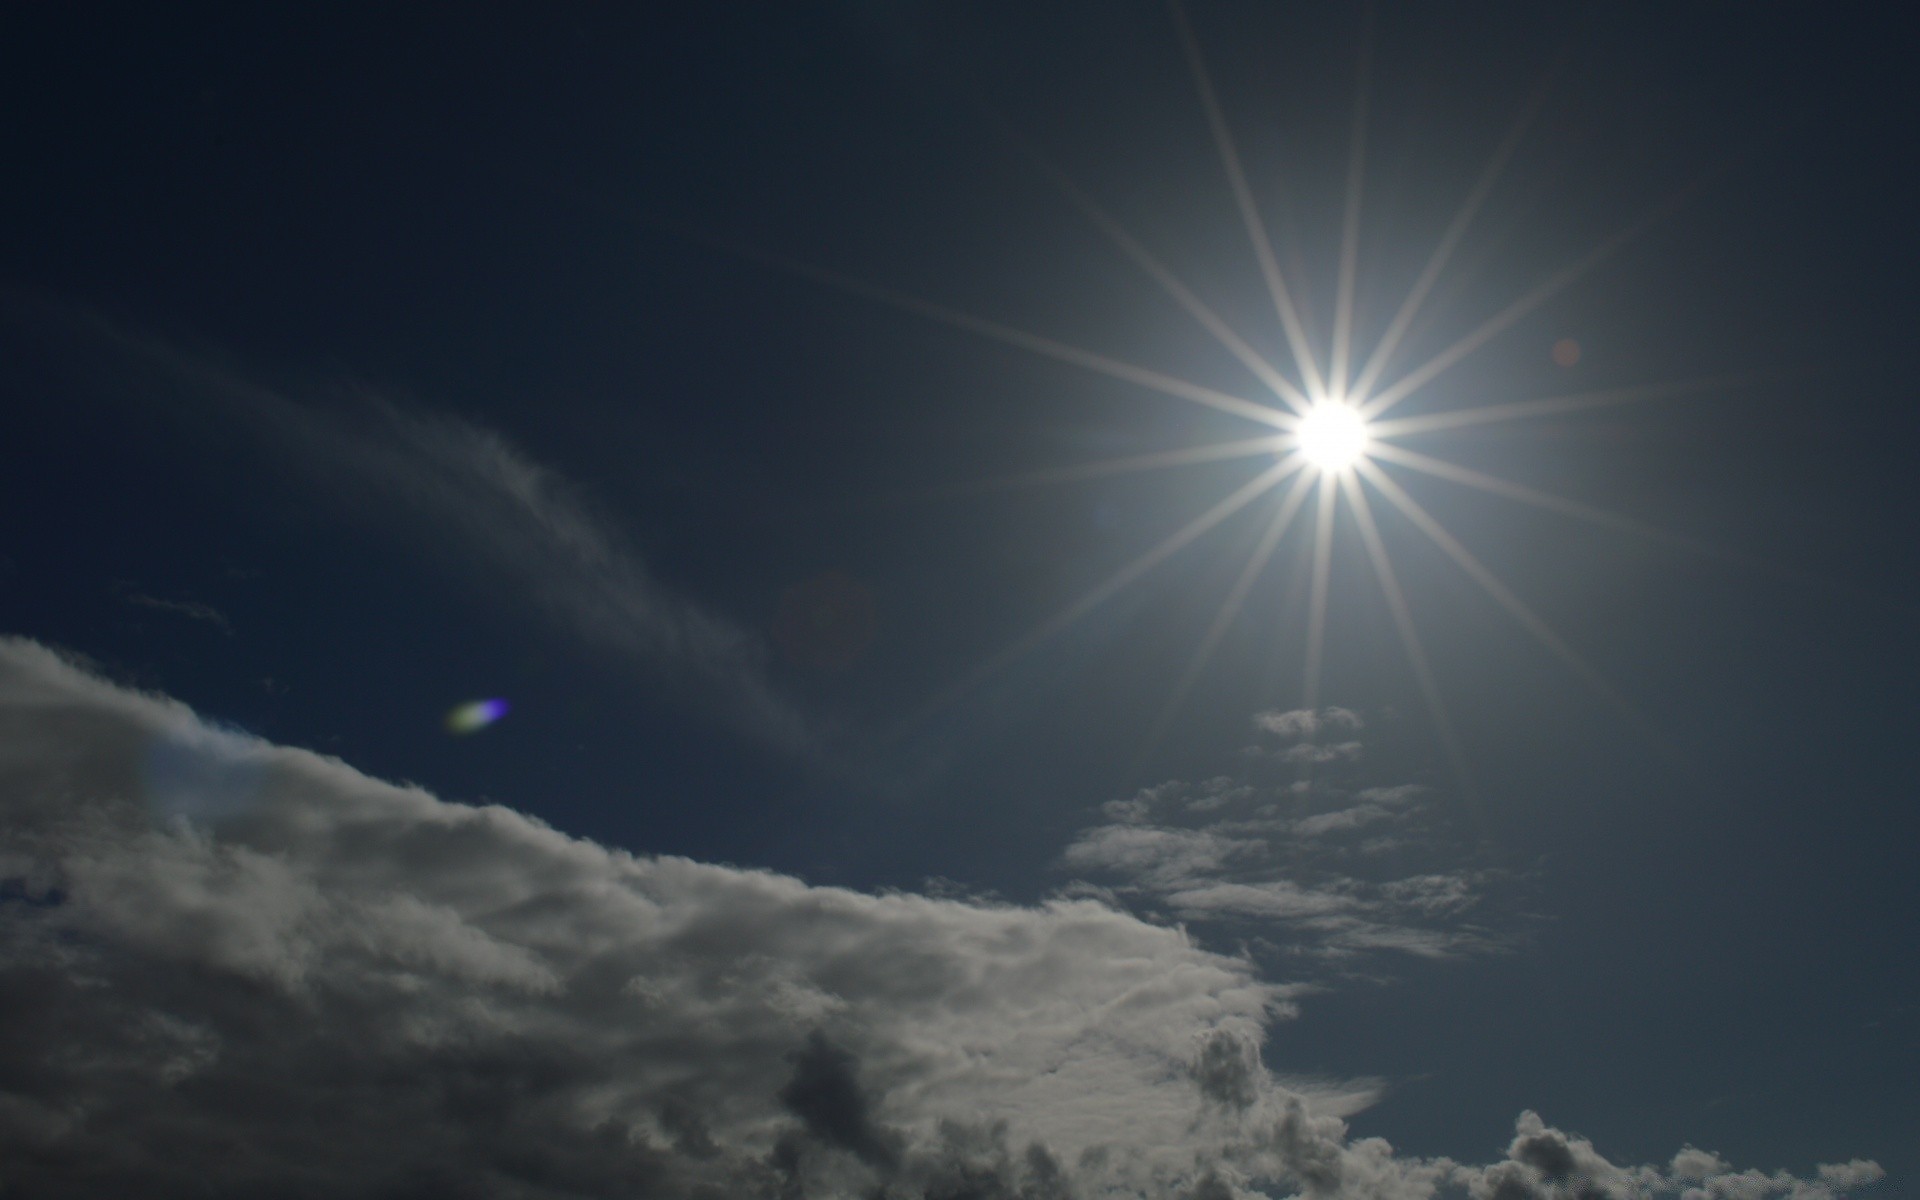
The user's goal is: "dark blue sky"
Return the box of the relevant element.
[2,3,1915,1193]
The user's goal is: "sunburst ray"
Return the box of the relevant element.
[939,435,1289,497]
[1144,468,1319,754]
[1170,0,1326,398]
[1356,460,1655,741]
[929,456,1306,714]
[1360,220,1654,419]
[673,227,1291,429]
[1341,471,1471,793]
[1361,153,1739,419]
[1328,7,1374,401]
[1348,78,1551,403]
[1367,442,1701,551]
[1301,472,1341,709]
[1367,375,1755,438]
[1015,140,1312,413]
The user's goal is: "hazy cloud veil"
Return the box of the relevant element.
[0,639,1881,1198]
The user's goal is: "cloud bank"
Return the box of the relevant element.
[0,640,1881,1199]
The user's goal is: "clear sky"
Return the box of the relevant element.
[1,4,1914,1198]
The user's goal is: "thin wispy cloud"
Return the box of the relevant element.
[116,588,233,634]
[1063,709,1525,965]
[20,303,812,754]
[351,402,811,750]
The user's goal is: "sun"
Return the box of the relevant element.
[1295,402,1370,473]
[702,1,1716,783]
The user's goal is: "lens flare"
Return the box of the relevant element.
[1295,403,1370,472]
[446,698,510,735]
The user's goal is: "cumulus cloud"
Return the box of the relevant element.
[0,639,1881,1198]
[1452,1113,1886,1200]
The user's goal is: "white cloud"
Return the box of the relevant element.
[1816,1163,1887,1193]
[0,639,1881,1199]
[1059,725,1519,964]
[1280,740,1365,765]
[1254,707,1364,740]
[1452,1113,1886,1200]
[1164,880,1355,921]
[1060,825,1264,890]
[1294,803,1393,838]
[1673,1148,1736,1182]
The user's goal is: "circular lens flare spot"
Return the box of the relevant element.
[446,698,510,735]
[1296,403,1370,472]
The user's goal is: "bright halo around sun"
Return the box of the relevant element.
[1295,402,1370,472]
[727,4,1715,788]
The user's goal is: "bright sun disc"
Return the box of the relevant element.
[1296,403,1369,471]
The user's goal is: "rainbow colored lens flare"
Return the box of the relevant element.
[445,698,510,735]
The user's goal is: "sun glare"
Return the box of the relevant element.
[725,3,1712,784]
[1296,402,1370,472]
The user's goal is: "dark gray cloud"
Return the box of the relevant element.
[781,1033,901,1171]
[1516,1129,1580,1183]
[1194,1028,1262,1111]
[0,641,1881,1199]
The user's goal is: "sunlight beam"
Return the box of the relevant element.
[1302,471,1340,709]
[1021,145,1313,413]
[1367,375,1756,438]
[1356,460,1651,734]
[1170,0,1327,398]
[944,435,1289,496]
[1361,156,1734,420]
[1328,8,1373,401]
[934,456,1306,712]
[1341,471,1472,793]
[665,228,1292,429]
[1359,221,1646,419]
[1144,468,1318,754]
[1367,441,1707,552]
[1348,77,1549,403]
